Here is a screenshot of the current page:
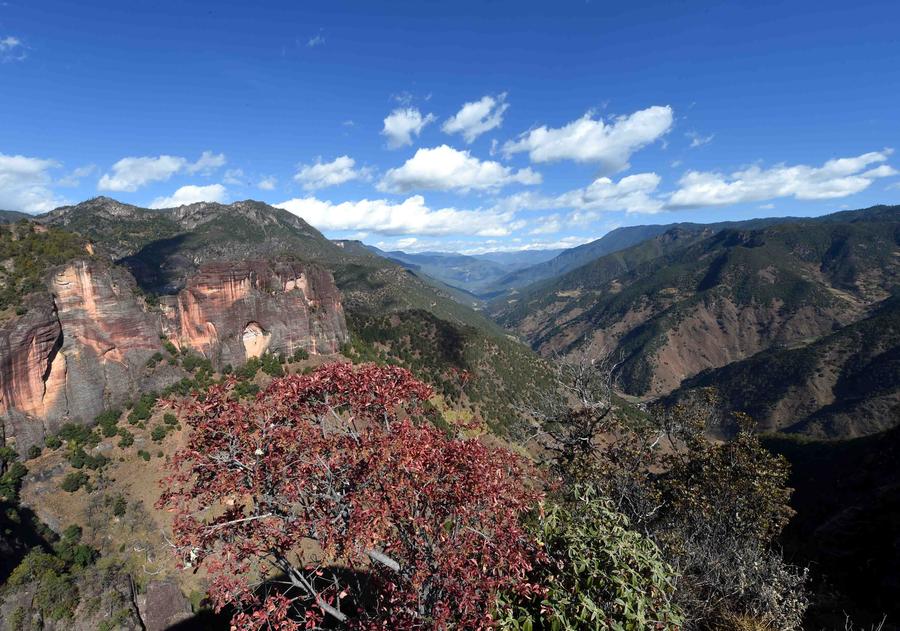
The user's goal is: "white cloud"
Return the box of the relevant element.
[503,105,673,172]
[382,107,436,149]
[378,145,541,193]
[223,168,245,185]
[382,235,594,256]
[149,184,227,208]
[686,131,714,148]
[98,151,226,192]
[0,152,66,213]
[275,194,521,237]
[556,173,663,215]
[294,155,371,191]
[442,93,509,143]
[667,150,897,208]
[257,176,277,191]
[57,164,97,187]
[496,172,663,219]
[0,36,25,62]
[98,155,186,191]
[185,150,226,175]
[530,215,563,235]
[307,34,325,47]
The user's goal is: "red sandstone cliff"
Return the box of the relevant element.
[0,259,348,450]
[160,260,348,367]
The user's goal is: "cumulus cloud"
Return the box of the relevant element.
[294,155,371,191]
[503,105,673,172]
[186,150,227,175]
[57,164,97,187]
[553,173,663,215]
[382,107,436,149]
[257,176,277,191]
[98,151,226,192]
[667,150,897,208]
[496,172,663,220]
[307,33,325,47]
[0,152,66,213]
[378,145,541,193]
[0,36,26,62]
[150,184,228,208]
[442,93,509,143]
[275,194,521,237]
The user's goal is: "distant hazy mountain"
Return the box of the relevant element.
[360,245,560,297]
[470,249,564,269]
[493,216,802,293]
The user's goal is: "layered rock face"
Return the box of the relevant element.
[1,260,162,447]
[1,258,348,450]
[161,260,348,367]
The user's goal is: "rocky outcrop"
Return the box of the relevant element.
[161,260,347,367]
[0,260,163,447]
[136,580,193,630]
[1,258,348,451]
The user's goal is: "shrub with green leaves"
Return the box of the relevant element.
[1,447,28,502]
[60,471,89,493]
[117,428,135,448]
[497,485,683,631]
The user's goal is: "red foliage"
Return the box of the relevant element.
[157,362,542,629]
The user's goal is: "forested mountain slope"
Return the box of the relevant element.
[491,206,900,438]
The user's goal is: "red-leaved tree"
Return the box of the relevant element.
[157,362,542,630]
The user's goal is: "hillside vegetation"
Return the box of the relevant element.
[490,206,900,439]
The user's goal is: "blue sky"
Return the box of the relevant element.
[1,0,899,253]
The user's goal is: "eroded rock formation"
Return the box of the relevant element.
[160,260,347,367]
[1,260,162,447]
[1,259,348,450]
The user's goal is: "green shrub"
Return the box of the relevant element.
[137,450,151,461]
[45,435,62,450]
[26,444,42,460]
[163,412,178,426]
[111,494,127,517]
[127,392,157,424]
[150,425,167,442]
[291,348,310,362]
[233,381,260,400]
[235,356,261,380]
[0,454,27,502]
[117,429,134,448]
[57,422,97,447]
[497,485,682,631]
[60,472,89,493]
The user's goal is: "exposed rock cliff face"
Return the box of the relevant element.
[160,260,348,367]
[1,258,348,450]
[1,260,163,447]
